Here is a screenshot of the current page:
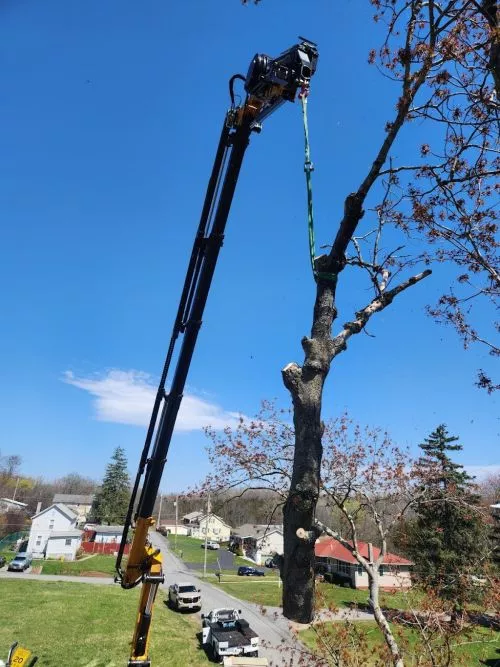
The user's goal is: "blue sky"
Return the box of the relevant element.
[0,0,498,492]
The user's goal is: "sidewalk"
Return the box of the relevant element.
[0,570,114,585]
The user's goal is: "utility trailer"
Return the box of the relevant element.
[202,608,259,663]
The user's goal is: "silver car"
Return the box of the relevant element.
[7,553,32,572]
[168,582,202,611]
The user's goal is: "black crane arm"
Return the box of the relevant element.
[115,37,318,667]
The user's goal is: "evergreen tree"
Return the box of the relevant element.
[491,504,500,571]
[90,447,130,525]
[406,425,488,604]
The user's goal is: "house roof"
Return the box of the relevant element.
[90,525,124,534]
[198,513,231,527]
[315,537,412,566]
[183,511,204,521]
[52,494,94,505]
[48,530,83,538]
[31,503,78,521]
[0,497,28,508]
[234,524,283,539]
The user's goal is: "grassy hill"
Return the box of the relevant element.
[0,579,210,666]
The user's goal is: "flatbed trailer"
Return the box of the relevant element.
[202,608,259,663]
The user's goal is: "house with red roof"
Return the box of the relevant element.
[315,537,412,590]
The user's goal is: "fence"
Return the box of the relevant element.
[81,542,130,555]
[0,531,29,551]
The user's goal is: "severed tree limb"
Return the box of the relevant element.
[331,269,432,358]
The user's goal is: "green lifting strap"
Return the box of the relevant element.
[300,94,337,285]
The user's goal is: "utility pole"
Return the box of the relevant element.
[203,492,211,579]
[12,478,20,501]
[158,493,163,527]
[174,496,178,552]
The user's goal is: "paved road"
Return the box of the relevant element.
[150,531,298,665]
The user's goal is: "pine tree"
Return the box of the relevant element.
[90,447,130,525]
[406,425,488,604]
[491,504,500,570]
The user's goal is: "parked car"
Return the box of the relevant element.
[264,557,278,568]
[0,555,6,568]
[7,553,32,572]
[201,541,219,550]
[237,566,265,577]
[168,582,202,611]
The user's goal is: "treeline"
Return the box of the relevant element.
[0,453,97,538]
[157,488,284,528]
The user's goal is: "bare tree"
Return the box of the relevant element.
[203,406,423,665]
[274,0,500,625]
[203,407,497,666]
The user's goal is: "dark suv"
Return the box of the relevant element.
[237,566,265,577]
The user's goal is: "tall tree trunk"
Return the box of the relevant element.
[282,281,336,622]
[369,572,404,667]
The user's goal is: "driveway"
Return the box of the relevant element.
[184,548,235,571]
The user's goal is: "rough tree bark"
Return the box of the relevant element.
[281,195,431,622]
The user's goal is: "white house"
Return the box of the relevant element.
[52,494,94,525]
[232,524,284,563]
[158,523,190,536]
[188,513,231,542]
[45,530,83,560]
[315,537,412,590]
[27,503,82,560]
[85,524,124,544]
[0,498,28,514]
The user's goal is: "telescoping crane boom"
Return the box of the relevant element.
[114,38,319,667]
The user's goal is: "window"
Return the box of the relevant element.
[49,519,55,529]
[36,536,42,546]
[65,538,72,546]
[379,566,385,576]
[334,559,351,575]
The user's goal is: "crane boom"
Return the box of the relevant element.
[115,38,318,666]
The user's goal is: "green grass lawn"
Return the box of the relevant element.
[167,535,220,564]
[210,576,423,611]
[165,535,248,568]
[0,549,17,564]
[34,554,118,576]
[317,584,425,612]
[300,620,500,666]
[0,579,210,666]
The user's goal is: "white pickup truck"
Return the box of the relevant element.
[168,582,202,611]
[202,608,259,663]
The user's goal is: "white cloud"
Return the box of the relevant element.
[63,369,244,431]
[464,464,500,480]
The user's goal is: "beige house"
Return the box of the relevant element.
[52,494,94,526]
[315,537,412,590]
[187,513,231,542]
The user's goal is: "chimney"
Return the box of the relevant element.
[368,542,374,564]
[35,501,42,515]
